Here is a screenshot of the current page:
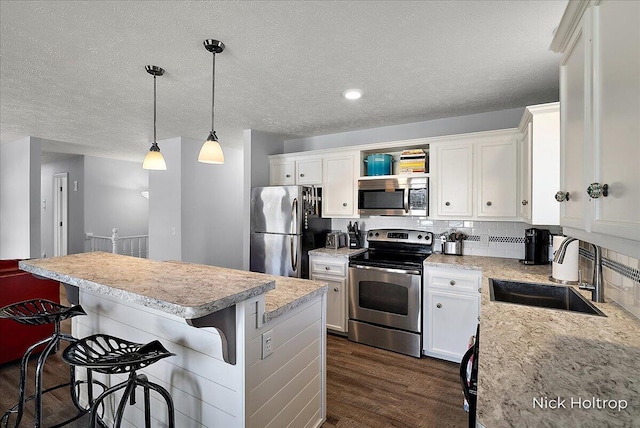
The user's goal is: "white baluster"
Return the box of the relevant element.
[111,228,119,254]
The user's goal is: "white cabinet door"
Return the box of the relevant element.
[476,138,518,217]
[296,158,323,185]
[425,290,479,363]
[312,274,347,333]
[270,160,295,186]
[558,11,589,231]
[590,0,640,241]
[322,154,357,218]
[433,142,473,217]
[519,123,532,221]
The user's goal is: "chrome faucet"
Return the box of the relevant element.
[553,238,604,303]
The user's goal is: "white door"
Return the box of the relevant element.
[590,0,640,241]
[434,143,474,217]
[519,123,532,221]
[53,173,68,256]
[296,158,323,185]
[426,290,479,363]
[322,154,356,217]
[312,274,346,333]
[476,139,517,217]
[558,11,590,231]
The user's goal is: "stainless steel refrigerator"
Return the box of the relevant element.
[250,185,331,279]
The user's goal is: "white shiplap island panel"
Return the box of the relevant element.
[19,252,328,428]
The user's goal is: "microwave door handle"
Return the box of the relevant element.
[404,189,409,213]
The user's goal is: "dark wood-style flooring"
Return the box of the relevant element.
[1,287,467,427]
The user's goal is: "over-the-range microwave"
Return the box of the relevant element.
[357,176,428,216]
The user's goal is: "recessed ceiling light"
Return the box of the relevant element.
[342,89,363,100]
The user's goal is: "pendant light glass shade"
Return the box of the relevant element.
[198,131,224,164]
[199,39,225,165]
[143,142,167,170]
[143,65,167,170]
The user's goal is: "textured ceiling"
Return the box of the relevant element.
[0,0,568,163]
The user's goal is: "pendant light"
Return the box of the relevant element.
[142,65,167,170]
[198,39,225,164]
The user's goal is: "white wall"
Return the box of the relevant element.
[41,155,85,257]
[0,137,41,258]
[149,137,244,269]
[284,107,525,152]
[83,156,149,242]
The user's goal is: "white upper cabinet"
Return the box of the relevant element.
[432,142,474,217]
[270,159,296,185]
[296,158,323,185]
[518,103,560,225]
[270,156,322,186]
[322,152,358,218]
[551,0,640,243]
[430,129,519,220]
[476,138,517,217]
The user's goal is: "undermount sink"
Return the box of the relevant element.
[489,279,606,317]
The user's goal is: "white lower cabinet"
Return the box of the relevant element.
[423,267,480,363]
[310,255,348,334]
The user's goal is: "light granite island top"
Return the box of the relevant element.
[19,252,330,427]
[425,254,640,427]
[308,247,367,258]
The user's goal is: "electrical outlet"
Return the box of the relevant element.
[262,330,273,359]
[480,234,490,247]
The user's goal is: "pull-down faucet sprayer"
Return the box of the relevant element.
[553,238,604,303]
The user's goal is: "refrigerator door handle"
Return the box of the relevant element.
[290,235,298,272]
[291,198,298,235]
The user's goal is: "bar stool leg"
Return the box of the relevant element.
[142,379,175,428]
[34,331,61,427]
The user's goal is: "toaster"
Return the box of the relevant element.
[325,232,347,249]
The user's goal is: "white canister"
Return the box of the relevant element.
[551,236,579,284]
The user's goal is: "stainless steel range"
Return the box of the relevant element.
[348,229,433,357]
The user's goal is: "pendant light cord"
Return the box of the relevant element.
[211,52,216,132]
[153,74,157,144]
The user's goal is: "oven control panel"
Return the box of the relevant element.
[367,229,433,245]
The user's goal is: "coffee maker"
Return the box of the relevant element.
[521,228,550,265]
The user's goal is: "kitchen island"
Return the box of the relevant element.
[425,255,640,427]
[20,252,329,428]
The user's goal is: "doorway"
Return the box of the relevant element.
[53,172,68,256]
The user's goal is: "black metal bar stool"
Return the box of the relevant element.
[62,334,176,428]
[0,299,94,428]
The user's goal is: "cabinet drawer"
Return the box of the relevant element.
[310,260,347,277]
[427,270,480,293]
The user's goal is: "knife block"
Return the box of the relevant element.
[348,232,362,249]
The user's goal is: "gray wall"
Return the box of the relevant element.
[284,107,525,152]
[149,137,244,269]
[0,137,41,258]
[41,155,85,257]
[83,156,149,242]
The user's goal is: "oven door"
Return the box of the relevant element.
[349,264,422,333]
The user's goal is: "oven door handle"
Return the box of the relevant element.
[350,264,421,276]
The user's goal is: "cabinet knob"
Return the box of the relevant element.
[325,266,330,270]
[555,191,570,202]
[450,280,456,286]
[343,202,347,207]
[300,173,305,177]
[436,303,442,309]
[285,174,291,178]
[445,201,451,206]
[334,287,339,292]
[521,200,528,206]
[587,183,609,199]
[486,201,492,207]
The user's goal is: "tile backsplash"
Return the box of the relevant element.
[330,218,561,260]
[579,243,640,319]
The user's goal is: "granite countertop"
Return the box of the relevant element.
[425,254,640,427]
[308,247,367,258]
[20,252,276,319]
[263,275,328,323]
